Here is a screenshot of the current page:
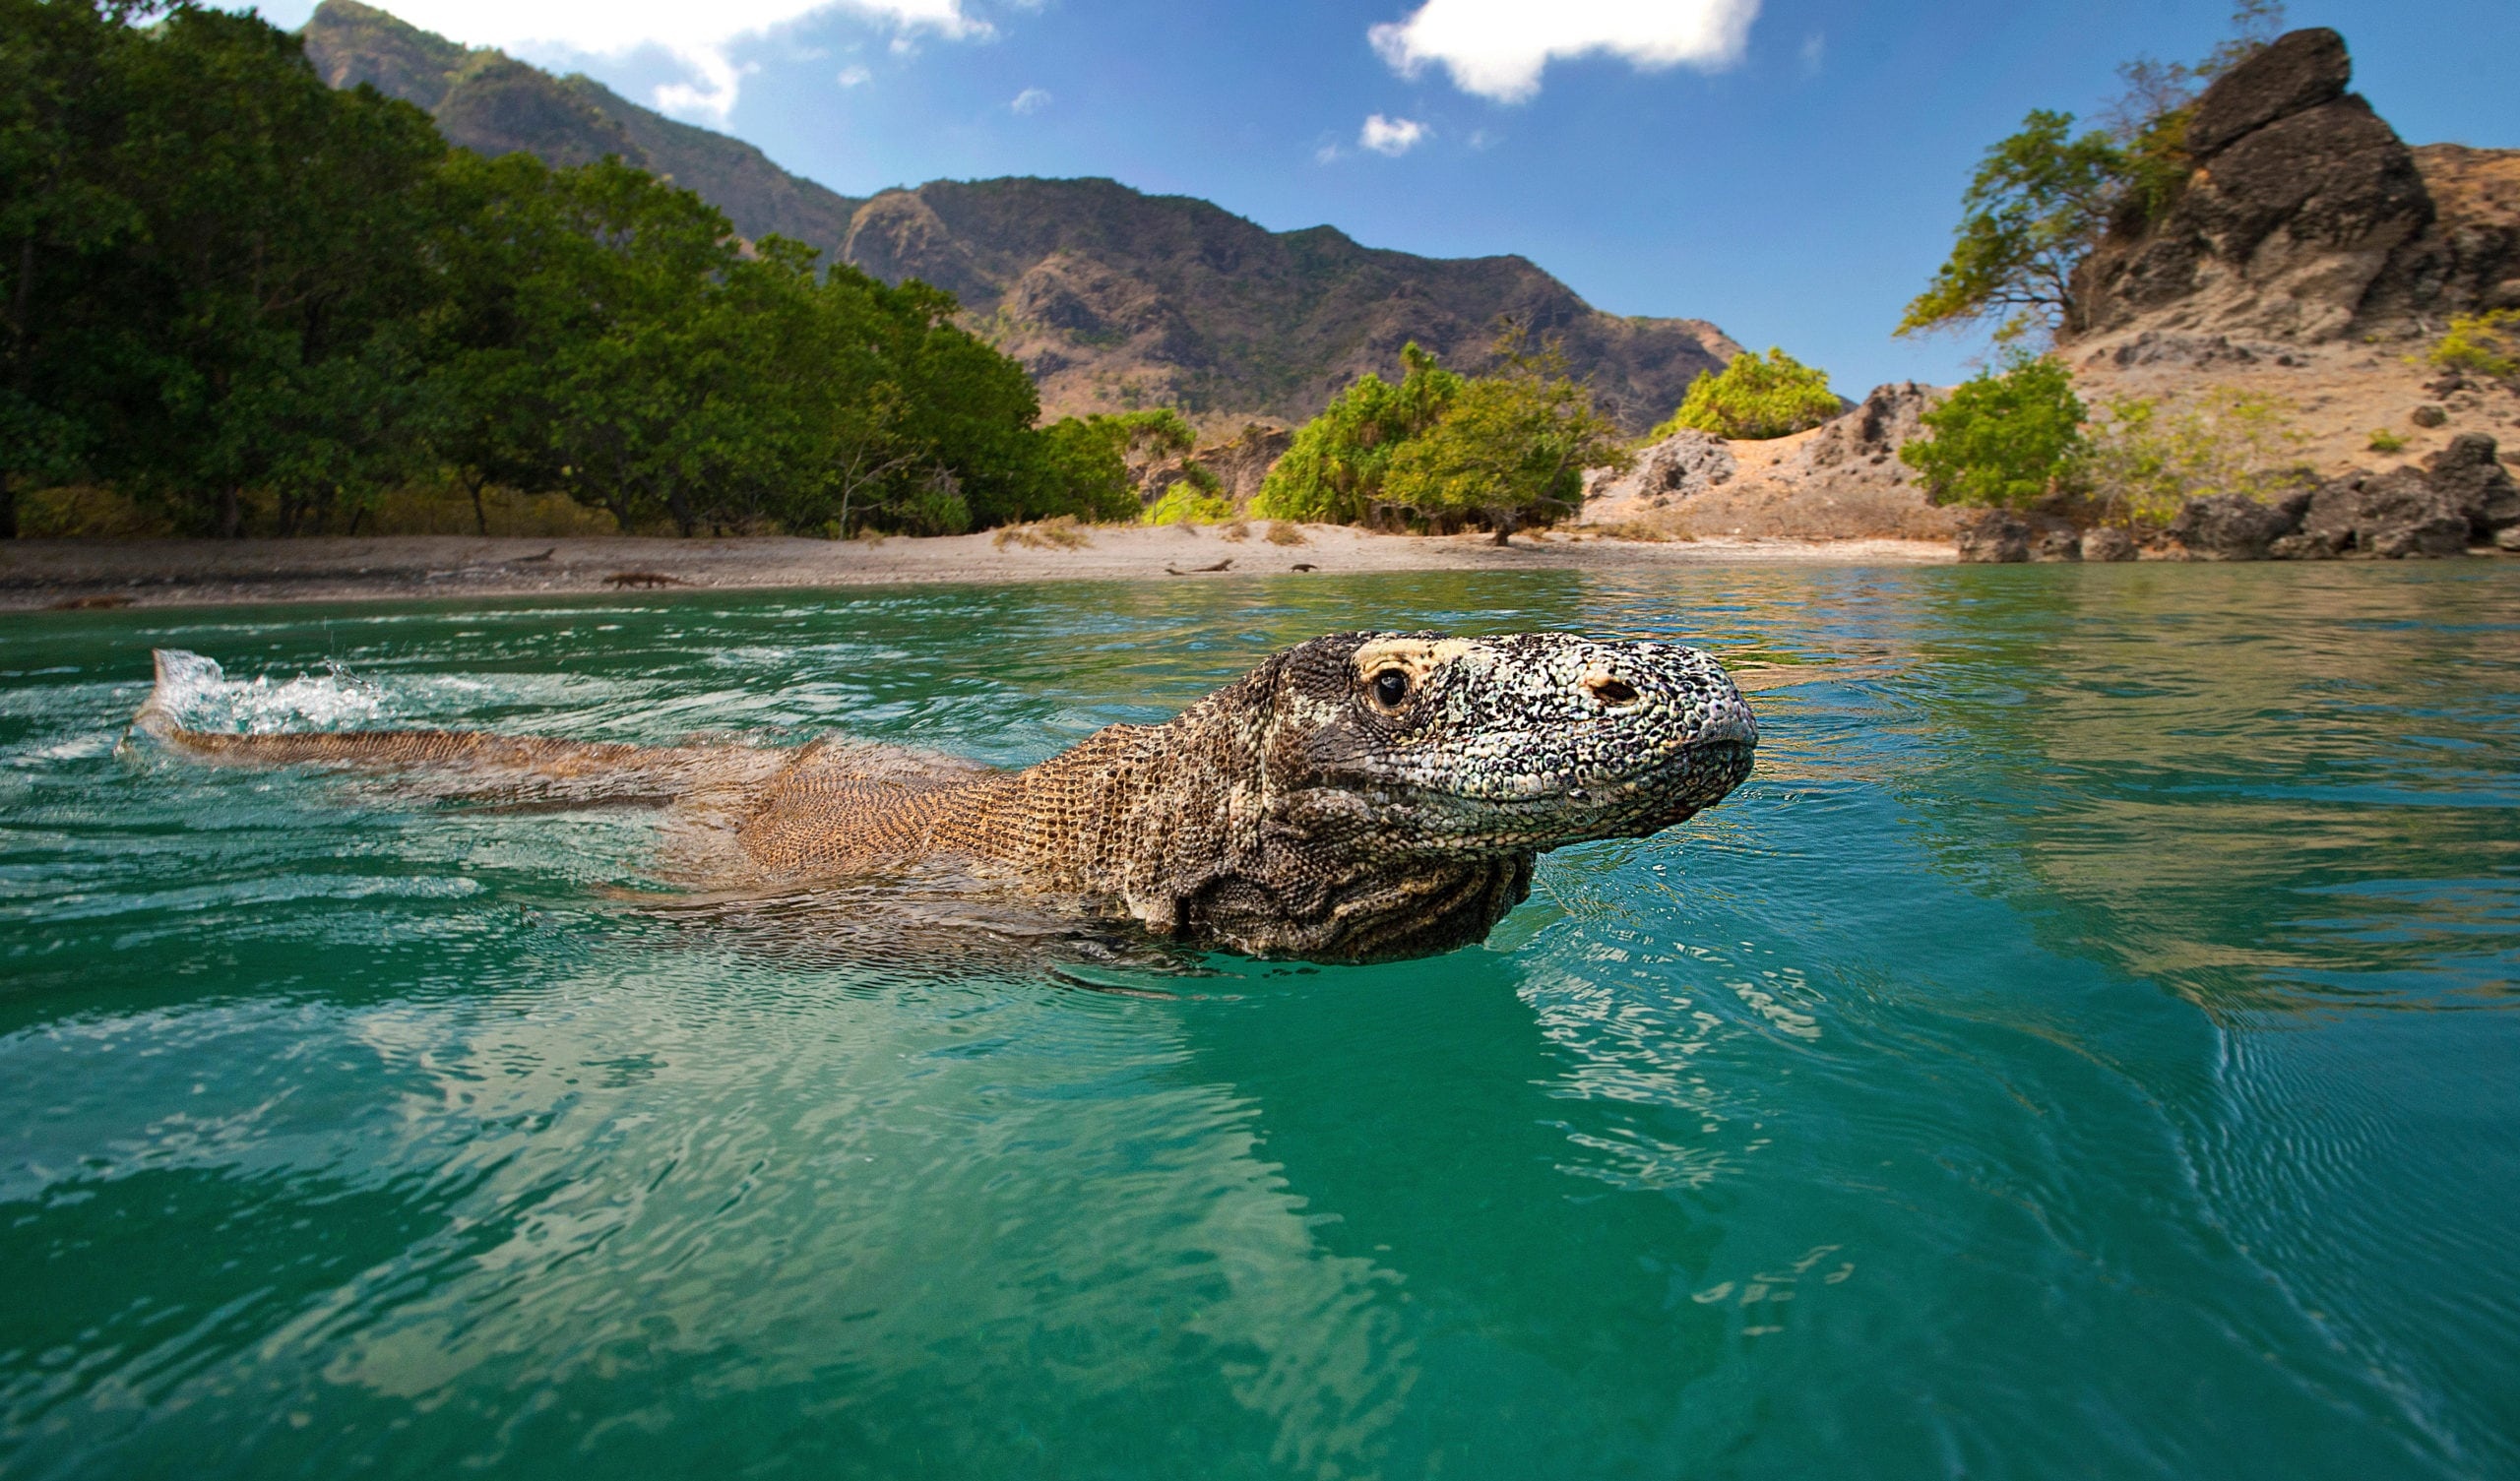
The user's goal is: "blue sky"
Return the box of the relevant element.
[250,0,2520,396]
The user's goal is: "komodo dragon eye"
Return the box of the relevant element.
[1370,669,1412,708]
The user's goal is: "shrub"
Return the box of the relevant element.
[1382,343,1627,543]
[1899,352,2087,508]
[1252,343,1462,523]
[1142,472,1234,525]
[2428,309,2520,379]
[1652,347,1841,441]
[2366,429,2407,454]
[2082,389,2307,525]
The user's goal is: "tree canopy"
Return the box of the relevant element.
[0,0,1124,537]
[1381,337,1627,543]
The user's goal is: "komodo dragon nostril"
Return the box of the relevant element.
[1585,676,1639,706]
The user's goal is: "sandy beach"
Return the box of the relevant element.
[0,525,1954,610]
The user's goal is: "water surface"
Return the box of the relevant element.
[3,564,2516,1479]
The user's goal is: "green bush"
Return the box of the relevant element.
[2366,429,2407,454]
[1251,343,1462,524]
[1652,347,1841,441]
[1142,480,1234,525]
[2428,309,2520,379]
[1899,353,2087,508]
[1382,339,1628,542]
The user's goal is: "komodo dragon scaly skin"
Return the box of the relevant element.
[133,632,1757,963]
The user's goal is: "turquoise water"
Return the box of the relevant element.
[3,565,2517,1479]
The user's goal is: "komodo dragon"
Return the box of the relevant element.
[132,631,1756,963]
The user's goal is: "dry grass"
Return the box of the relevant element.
[1218,521,1250,541]
[991,515,1094,550]
[1264,521,1307,546]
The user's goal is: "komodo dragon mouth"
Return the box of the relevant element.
[133,632,1755,964]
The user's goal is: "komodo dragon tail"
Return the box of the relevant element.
[131,648,668,781]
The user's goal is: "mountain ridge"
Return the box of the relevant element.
[298,0,1736,430]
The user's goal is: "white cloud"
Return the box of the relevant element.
[1010,87,1052,114]
[347,0,989,119]
[1798,31,1824,75]
[1358,113,1429,156]
[1368,0,1758,103]
[837,64,872,86]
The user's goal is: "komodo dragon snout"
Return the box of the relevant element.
[134,632,1755,964]
[1262,631,1757,857]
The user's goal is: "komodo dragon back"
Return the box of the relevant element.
[133,633,1756,963]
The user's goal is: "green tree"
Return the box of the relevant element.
[1035,409,1199,527]
[1652,346,1841,441]
[1382,335,1629,544]
[1898,352,2087,508]
[1896,111,2127,342]
[1252,342,1462,524]
[0,0,143,535]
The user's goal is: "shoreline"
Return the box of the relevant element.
[0,526,1955,611]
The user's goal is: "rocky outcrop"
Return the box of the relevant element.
[1580,431,1737,516]
[2426,433,2520,533]
[1193,425,1296,504]
[2167,490,2313,560]
[2073,29,2520,345]
[1957,510,2089,563]
[2081,526,2139,562]
[2161,433,2519,558]
[1779,382,1938,486]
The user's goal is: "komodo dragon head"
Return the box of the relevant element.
[1098,631,1756,962]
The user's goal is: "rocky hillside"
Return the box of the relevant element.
[841,177,1736,429]
[299,0,1736,431]
[302,1,862,254]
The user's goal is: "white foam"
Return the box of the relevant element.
[138,649,390,736]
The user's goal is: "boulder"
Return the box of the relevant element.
[2184,28,2353,159]
[1956,511,2033,563]
[2294,468,2473,557]
[2426,433,2520,536]
[2081,525,2140,562]
[2411,403,2448,428]
[2033,528,2083,562]
[1794,382,1937,474]
[2167,491,2308,560]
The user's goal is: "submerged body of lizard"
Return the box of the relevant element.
[133,632,1756,963]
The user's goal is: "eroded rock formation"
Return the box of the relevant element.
[2073,29,2520,345]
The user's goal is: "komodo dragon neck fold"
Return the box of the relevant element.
[135,631,1756,963]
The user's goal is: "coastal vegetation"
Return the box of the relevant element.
[1899,352,2317,528]
[1899,354,2088,509]
[0,0,1144,538]
[1649,348,1840,441]
[1252,336,1627,540]
[2083,390,2308,525]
